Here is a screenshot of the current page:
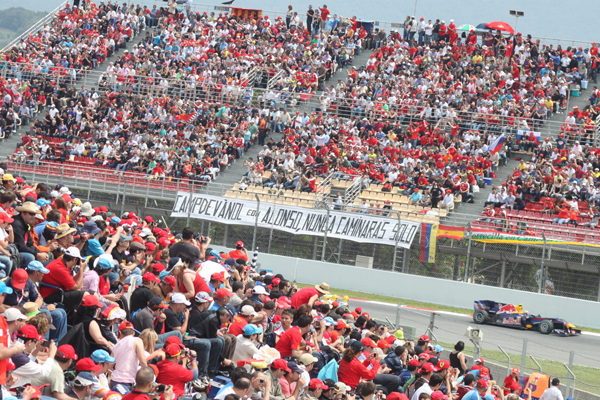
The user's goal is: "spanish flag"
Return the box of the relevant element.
[437,224,465,240]
[419,223,439,263]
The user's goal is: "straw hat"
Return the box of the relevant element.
[16,202,41,214]
[315,282,330,294]
[55,223,77,239]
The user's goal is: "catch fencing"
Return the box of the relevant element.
[9,159,600,302]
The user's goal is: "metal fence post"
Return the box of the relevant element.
[395,303,402,328]
[464,223,472,282]
[392,213,401,271]
[120,175,126,216]
[321,207,330,262]
[402,248,408,273]
[251,195,260,251]
[186,184,195,227]
[568,351,575,398]
[538,234,546,293]
[520,338,528,374]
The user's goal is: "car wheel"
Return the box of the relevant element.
[539,320,554,334]
[473,310,488,324]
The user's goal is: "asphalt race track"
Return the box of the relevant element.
[350,299,600,369]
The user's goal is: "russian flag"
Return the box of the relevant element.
[516,129,541,144]
[490,133,505,155]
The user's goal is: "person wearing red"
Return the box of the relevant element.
[228,241,249,262]
[40,246,87,312]
[156,344,197,398]
[122,367,175,400]
[470,358,490,380]
[503,368,521,393]
[290,282,330,308]
[338,340,382,389]
[275,314,313,358]
[228,305,258,336]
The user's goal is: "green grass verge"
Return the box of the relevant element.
[437,341,599,396]
[294,283,600,334]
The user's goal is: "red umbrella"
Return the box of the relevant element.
[486,21,514,34]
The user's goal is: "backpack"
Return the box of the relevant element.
[59,322,91,358]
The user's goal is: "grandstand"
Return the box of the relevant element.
[1,0,600,302]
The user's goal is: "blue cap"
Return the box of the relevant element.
[96,258,113,271]
[74,371,99,385]
[36,199,51,207]
[434,344,444,353]
[87,239,104,256]
[0,281,13,295]
[110,216,121,224]
[243,324,263,336]
[159,270,171,280]
[26,260,49,274]
[323,317,335,326]
[91,349,116,364]
[82,221,101,236]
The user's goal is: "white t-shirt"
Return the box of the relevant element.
[411,383,432,400]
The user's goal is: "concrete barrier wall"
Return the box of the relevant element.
[213,246,600,329]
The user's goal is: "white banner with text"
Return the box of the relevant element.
[171,192,419,247]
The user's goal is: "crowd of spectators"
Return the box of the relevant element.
[0,170,555,400]
[13,89,288,182]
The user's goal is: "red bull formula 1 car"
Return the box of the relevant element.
[473,300,581,336]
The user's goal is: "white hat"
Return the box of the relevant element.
[3,307,27,322]
[59,186,72,195]
[253,285,269,295]
[171,293,191,306]
[240,305,258,317]
[64,246,84,260]
[80,202,94,217]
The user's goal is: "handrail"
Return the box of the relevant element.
[0,1,68,54]
[155,0,596,47]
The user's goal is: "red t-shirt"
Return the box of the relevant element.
[40,258,76,297]
[320,7,330,21]
[290,287,319,308]
[156,359,194,398]
[275,326,303,357]
[0,316,8,384]
[228,249,248,262]
[121,391,150,400]
[228,315,248,336]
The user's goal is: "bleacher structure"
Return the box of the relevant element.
[3,1,600,301]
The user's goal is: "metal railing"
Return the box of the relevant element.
[0,1,68,54]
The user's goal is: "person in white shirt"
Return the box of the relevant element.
[411,372,443,400]
[539,378,564,400]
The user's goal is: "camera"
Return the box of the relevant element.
[154,384,166,393]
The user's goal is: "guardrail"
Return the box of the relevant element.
[0,1,67,54]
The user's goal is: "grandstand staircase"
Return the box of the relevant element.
[343,176,363,205]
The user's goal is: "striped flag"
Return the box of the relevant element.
[420,223,439,263]
[437,224,465,240]
[490,133,505,154]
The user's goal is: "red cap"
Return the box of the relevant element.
[152,263,165,272]
[215,287,233,299]
[355,307,362,314]
[378,339,392,349]
[118,321,134,331]
[271,358,291,372]
[419,352,432,361]
[272,277,281,286]
[165,343,183,357]
[431,391,448,400]
[17,324,43,341]
[56,344,78,360]
[76,357,102,372]
[511,367,520,375]
[211,271,226,281]
[419,334,430,342]
[308,378,328,390]
[420,362,435,373]
[157,237,170,247]
[335,320,348,330]
[387,393,409,400]
[0,213,14,223]
[99,206,108,212]
[435,360,450,371]
[361,337,377,348]
[475,357,484,364]
[477,379,489,388]
[129,212,138,220]
[235,240,244,247]
[144,216,154,223]
[81,294,101,307]
[165,335,182,346]
[408,359,421,367]
[162,275,176,290]
[142,272,160,284]
[29,384,49,399]
[11,268,29,290]
[145,242,156,251]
